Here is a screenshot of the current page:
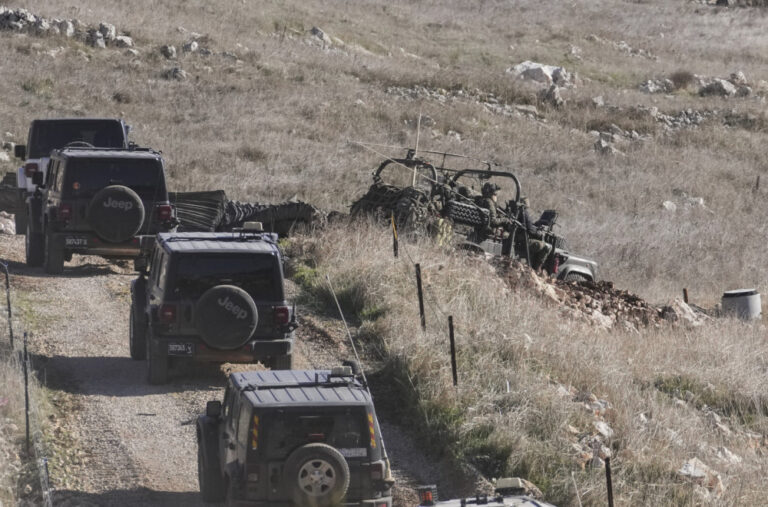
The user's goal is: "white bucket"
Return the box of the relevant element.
[721,289,761,320]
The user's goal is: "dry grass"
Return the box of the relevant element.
[1,0,768,502]
[289,224,768,505]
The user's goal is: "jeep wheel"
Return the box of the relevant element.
[563,272,589,283]
[146,333,169,384]
[283,443,350,507]
[43,231,64,274]
[87,185,145,243]
[270,354,293,370]
[129,304,147,360]
[194,285,258,350]
[25,222,44,267]
[198,439,225,502]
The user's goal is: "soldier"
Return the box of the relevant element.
[478,182,508,233]
[514,196,552,271]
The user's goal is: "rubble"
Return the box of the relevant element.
[700,78,737,97]
[506,61,575,87]
[160,44,177,59]
[537,84,565,108]
[586,34,656,59]
[678,458,725,496]
[640,78,675,94]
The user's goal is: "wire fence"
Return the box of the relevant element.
[1,263,53,507]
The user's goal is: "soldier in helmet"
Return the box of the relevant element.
[514,195,552,271]
[477,182,509,234]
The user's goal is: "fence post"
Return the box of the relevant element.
[415,264,426,331]
[605,456,614,507]
[391,214,399,258]
[683,288,689,304]
[1,262,13,348]
[448,316,457,386]
[23,332,30,455]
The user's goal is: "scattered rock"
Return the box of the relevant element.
[678,458,725,496]
[124,48,139,57]
[0,152,9,162]
[699,78,737,97]
[506,60,575,87]
[86,29,106,49]
[662,200,677,212]
[593,420,614,439]
[98,22,116,41]
[310,26,332,45]
[114,35,133,48]
[594,139,621,156]
[58,19,74,37]
[591,95,605,107]
[538,84,565,108]
[160,44,177,59]
[182,40,198,53]
[729,71,747,86]
[163,67,187,80]
[640,78,675,94]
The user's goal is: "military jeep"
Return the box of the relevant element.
[25,146,176,274]
[130,230,297,384]
[197,367,394,506]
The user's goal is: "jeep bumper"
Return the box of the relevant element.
[228,498,391,507]
[153,336,292,363]
[53,232,156,258]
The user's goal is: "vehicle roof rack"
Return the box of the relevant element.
[56,145,159,154]
[162,231,277,244]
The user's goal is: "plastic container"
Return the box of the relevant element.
[721,289,761,320]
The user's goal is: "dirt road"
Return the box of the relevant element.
[0,235,433,506]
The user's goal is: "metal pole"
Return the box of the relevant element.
[415,264,426,331]
[683,288,689,304]
[605,456,614,507]
[448,316,457,386]
[391,214,399,258]
[23,332,29,455]
[1,262,13,348]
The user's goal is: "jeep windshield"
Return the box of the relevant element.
[264,408,370,459]
[29,120,126,158]
[173,253,282,300]
[62,159,167,200]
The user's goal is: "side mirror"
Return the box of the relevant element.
[31,172,43,186]
[14,144,26,160]
[206,400,222,418]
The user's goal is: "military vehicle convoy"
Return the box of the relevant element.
[197,366,394,506]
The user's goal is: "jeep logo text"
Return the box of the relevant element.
[103,197,134,211]
[218,296,248,320]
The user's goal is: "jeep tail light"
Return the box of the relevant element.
[273,306,290,325]
[58,203,72,221]
[159,304,176,323]
[24,162,39,177]
[156,204,173,221]
[251,415,259,450]
[370,460,385,480]
[418,485,437,506]
[368,413,377,448]
[308,433,325,442]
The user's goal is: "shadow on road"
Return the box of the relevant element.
[55,488,209,507]
[2,258,119,278]
[33,354,226,397]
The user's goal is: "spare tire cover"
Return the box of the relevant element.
[87,185,145,243]
[194,285,258,350]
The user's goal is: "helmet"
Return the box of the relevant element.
[482,182,501,198]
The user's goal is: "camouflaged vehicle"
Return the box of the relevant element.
[197,367,394,506]
[417,478,555,507]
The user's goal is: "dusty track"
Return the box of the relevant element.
[0,235,434,506]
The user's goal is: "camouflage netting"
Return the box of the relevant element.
[169,190,326,236]
[350,182,435,230]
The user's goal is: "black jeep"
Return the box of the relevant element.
[130,231,297,384]
[197,367,394,506]
[25,146,176,273]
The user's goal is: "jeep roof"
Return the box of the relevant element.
[156,231,279,255]
[52,146,161,160]
[231,369,371,408]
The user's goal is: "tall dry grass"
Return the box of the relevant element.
[288,223,768,505]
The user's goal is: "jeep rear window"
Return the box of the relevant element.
[29,121,126,158]
[263,408,369,459]
[173,254,281,300]
[63,159,167,200]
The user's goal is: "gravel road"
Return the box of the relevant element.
[0,235,449,507]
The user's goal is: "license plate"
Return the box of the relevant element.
[338,448,368,458]
[64,237,88,247]
[167,342,194,355]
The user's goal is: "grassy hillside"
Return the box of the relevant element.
[2,0,768,503]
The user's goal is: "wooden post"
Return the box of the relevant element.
[391,214,398,258]
[605,457,614,507]
[683,288,689,304]
[1,262,13,348]
[23,332,29,455]
[415,264,426,331]
[448,316,457,386]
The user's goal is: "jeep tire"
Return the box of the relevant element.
[146,332,169,384]
[14,210,28,236]
[43,230,64,274]
[129,304,147,360]
[283,443,350,507]
[198,438,225,503]
[25,222,44,267]
[194,285,258,350]
[88,185,145,243]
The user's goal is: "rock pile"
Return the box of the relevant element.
[497,259,706,330]
[506,61,575,88]
[0,6,133,49]
[585,34,656,60]
[639,71,756,98]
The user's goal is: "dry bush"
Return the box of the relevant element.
[669,70,696,90]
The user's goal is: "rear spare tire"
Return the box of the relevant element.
[194,285,258,350]
[283,443,350,507]
[87,185,145,243]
